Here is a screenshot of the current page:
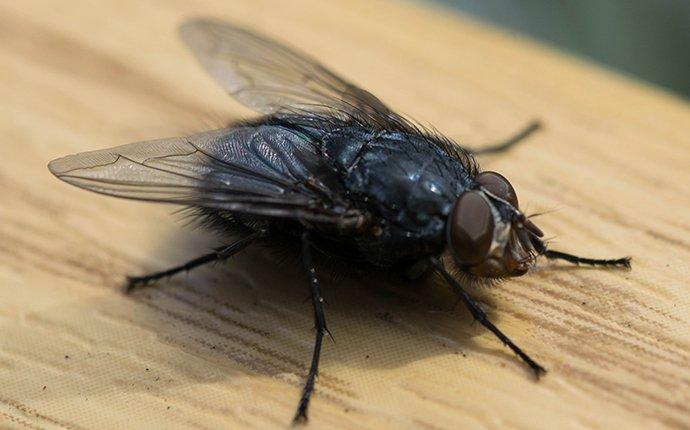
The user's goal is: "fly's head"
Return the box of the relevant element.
[447,171,545,278]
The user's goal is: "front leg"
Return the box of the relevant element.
[429,257,546,377]
[471,120,541,155]
[544,250,631,268]
[292,231,331,424]
[528,235,631,269]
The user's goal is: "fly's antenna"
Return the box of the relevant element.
[527,207,561,219]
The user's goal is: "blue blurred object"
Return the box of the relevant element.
[434,0,690,98]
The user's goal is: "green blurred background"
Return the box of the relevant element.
[435,0,690,98]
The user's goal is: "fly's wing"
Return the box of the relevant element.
[48,127,358,224]
[180,19,394,122]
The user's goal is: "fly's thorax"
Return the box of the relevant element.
[328,129,473,221]
[447,171,544,278]
[307,123,480,267]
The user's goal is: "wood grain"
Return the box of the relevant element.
[1,1,689,429]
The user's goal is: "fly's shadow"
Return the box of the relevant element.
[124,230,504,375]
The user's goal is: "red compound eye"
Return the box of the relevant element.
[449,191,494,265]
[476,171,518,208]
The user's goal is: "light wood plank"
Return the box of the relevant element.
[1,1,689,429]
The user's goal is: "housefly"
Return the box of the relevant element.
[48,19,631,424]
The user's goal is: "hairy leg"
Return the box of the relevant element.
[472,120,541,155]
[429,257,546,376]
[544,250,631,268]
[293,232,331,424]
[125,232,261,293]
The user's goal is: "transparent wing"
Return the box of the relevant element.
[48,127,357,222]
[180,18,393,120]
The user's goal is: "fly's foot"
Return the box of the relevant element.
[291,410,308,426]
[124,275,158,294]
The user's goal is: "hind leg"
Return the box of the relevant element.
[125,232,261,292]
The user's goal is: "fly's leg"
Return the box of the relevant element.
[472,120,541,155]
[293,231,331,425]
[429,257,546,377]
[544,250,631,268]
[125,232,261,293]
[530,237,631,269]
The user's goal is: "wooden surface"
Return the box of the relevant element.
[2,1,689,429]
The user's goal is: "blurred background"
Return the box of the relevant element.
[435,0,690,98]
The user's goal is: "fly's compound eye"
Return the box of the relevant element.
[449,191,495,265]
[475,171,518,208]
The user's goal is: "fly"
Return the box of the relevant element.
[48,19,631,424]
